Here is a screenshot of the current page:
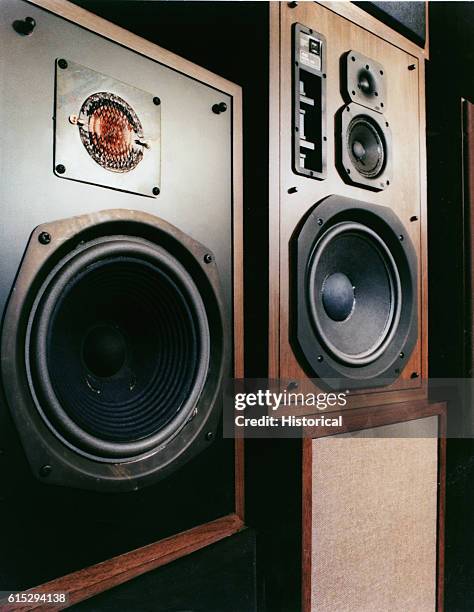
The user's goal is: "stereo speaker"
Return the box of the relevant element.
[0,0,243,597]
[271,0,427,407]
[253,4,440,612]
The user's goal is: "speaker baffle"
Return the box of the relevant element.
[291,195,417,388]
[1,210,227,492]
[339,104,392,191]
[343,50,386,113]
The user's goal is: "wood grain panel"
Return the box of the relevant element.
[0,514,244,612]
[274,2,427,406]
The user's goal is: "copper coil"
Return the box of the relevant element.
[78,92,145,173]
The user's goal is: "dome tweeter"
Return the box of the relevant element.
[343,50,387,113]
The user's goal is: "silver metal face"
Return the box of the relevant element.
[55,59,161,196]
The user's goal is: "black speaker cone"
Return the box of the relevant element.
[28,236,210,459]
[308,222,401,366]
[346,115,386,178]
[357,68,376,96]
[292,195,417,386]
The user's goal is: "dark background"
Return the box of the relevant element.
[67,1,474,609]
[428,3,474,611]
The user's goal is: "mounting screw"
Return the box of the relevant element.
[55,164,66,174]
[152,187,160,196]
[153,96,161,106]
[204,253,213,264]
[205,431,214,441]
[411,371,419,379]
[38,231,51,245]
[57,58,68,70]
[39,464,52,478]
[410,215,418,222]
[288,1,298,7]
[12,16,36,36]
[212,102,227,115]
[400,352,405,358]
[408,64,416,71]
[317,355,324,362]
[317,218,323,226]
[287,381,298,391]
[288,186,298,194]
[399,234,404,241]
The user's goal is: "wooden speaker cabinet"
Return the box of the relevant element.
[253,3,446,612]
[0,0,243,606]
[269,1,429,407]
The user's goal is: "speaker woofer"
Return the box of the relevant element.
[28,236,210,459]
[292,195,417,387]
[340,104,392,191]
[1,210,227,491]
[308,222,401,366]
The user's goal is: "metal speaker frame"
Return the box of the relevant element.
[0,210,228,492]
[338,103,393,191]
[291,195,418,389]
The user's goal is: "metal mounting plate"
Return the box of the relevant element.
[54,59,161,197]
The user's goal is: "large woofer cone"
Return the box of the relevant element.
[307,222,401,365]
[27,236,210,460]
[346,115,386,178]
[292,195,417,387]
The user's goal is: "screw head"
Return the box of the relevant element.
[39,464,52,478]
[317,355,324,362]
[152,187,160,196]
[153,96,161,106]
[58,59,68,70]
[38,231,51,245]
[287,381,298,391]
[12,16,36,36]
[288,186,298,194]
[204,253,213,264]
[399,352,405,358]
[55,164,66,174]
[212,102,228,115]
[317,218,323,226]
[399,234,404,241]
[205,431,214,441]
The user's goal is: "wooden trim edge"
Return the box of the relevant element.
[0,514,244,611]
[437,408,447,612]
[301,438,313,612]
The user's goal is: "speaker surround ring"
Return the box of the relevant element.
[291,195,417,388]
[27,236,210,460]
